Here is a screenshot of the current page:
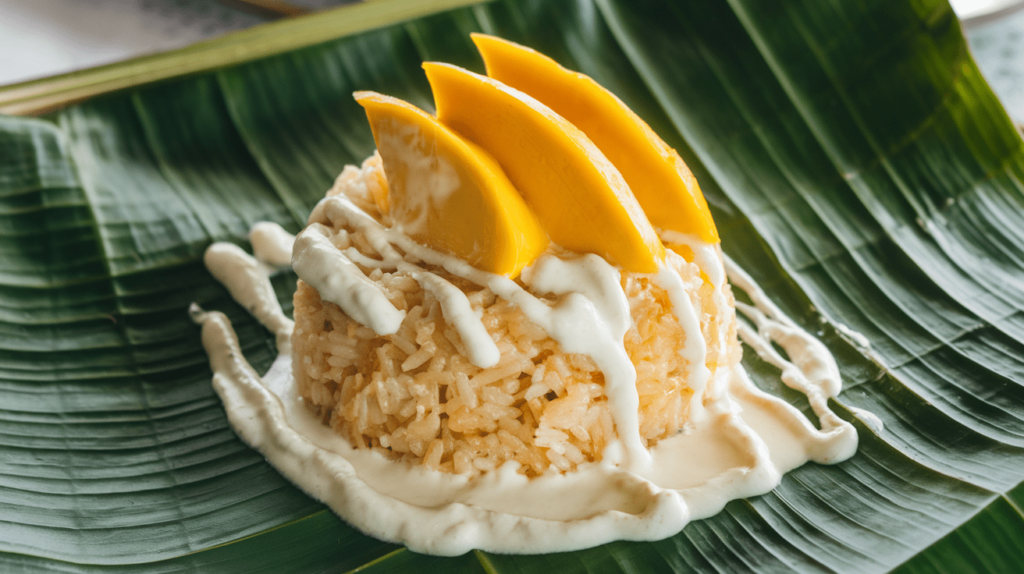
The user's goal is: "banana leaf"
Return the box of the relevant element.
[2,0,1024,571]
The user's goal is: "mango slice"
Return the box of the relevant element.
[472,34,719,244]
[355,91,548,277]
[423,62,665,273]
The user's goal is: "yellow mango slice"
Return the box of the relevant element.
[423,62,665,273]
[472,34,719,244]
[355,91,548,277]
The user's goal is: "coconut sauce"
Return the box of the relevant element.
[193,201,864,555]
[250,221,295,268]
[203,242,293,355]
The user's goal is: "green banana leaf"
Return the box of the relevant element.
[3,0,1024,571]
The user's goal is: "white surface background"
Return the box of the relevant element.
[0,0,345,85]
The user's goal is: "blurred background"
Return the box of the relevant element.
[0,0,349,85]
[2,0,1024,120]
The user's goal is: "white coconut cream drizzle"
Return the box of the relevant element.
[659,230,733,395]
[194,205,869,556]
[659,229,725,289]
[652,251,712,423]
[203,242,293,355]
[520,253,650,470]
[724,256,859,464]
[412,271,500,369]
[291,223,406,337]
[249,221,295,269]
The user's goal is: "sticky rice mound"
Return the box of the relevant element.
[292,156,741,477]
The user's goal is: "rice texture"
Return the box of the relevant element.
[292,157,741,477]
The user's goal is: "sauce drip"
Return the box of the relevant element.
[193,204,867,555]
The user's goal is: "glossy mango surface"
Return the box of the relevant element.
[473,34,719,243]
[423,62,665,273]
[356,90,548,277]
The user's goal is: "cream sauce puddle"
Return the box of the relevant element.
[193,202,866,556]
